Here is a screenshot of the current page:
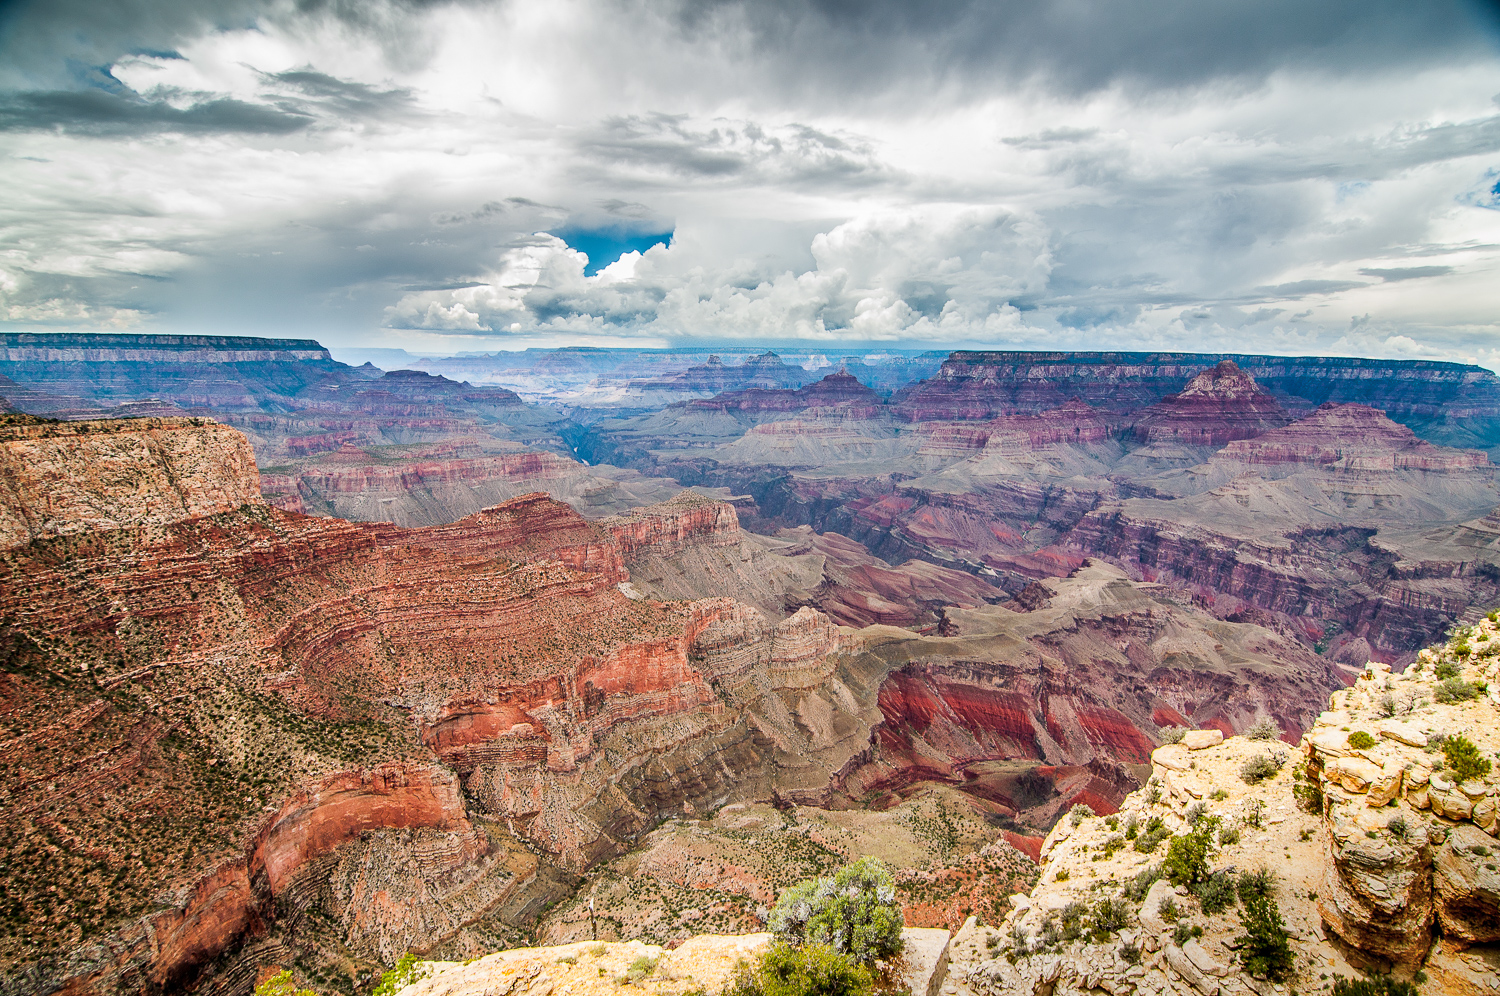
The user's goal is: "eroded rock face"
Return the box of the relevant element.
[0,419,862,996]
[1130,360,1290,447]
[0,417,262,548]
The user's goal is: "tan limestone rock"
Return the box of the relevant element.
[1376,720,1428,748]
[1327,755,1382,793]
[1434,825,1500,946]
[1183,729,1224,750]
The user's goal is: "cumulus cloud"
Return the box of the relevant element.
[0,0,1497,363]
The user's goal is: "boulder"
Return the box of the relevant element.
[1367,759,1405,807]
[895,927,951,996]
[1183,730,1224,750]
[1327,755,1383,793]
[1165,943,1220,995]
[1377,720,1429,748]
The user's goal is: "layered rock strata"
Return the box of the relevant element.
[0,419,869,996]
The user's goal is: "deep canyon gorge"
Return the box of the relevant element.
[2,335,1499,996]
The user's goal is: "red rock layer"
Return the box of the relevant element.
[260,450,576,500]
[688,370,882,417]
[1216,402,1490,472]
[602,492,742,559]
[918,399,1119,458]
[1130,360,1290,445]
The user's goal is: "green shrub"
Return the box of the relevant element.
[1088,896,1130,942]
[1245,719,1281,741]
[1240,754,1284,785]
[1123,864,1163,902]
[1164,817,1219,886]
[1217,822,1241,846]
[1171,922,1202,946]
[1210,788,1229,801]
[1347,731,1376,751]
[1434,677,1482,704]
[1435,659,1461,679]
[1159,727,1187,745]
[1236,869,1276,904]
[1158,896,1180,923]
[1054,868,1069,881]
[1330,977,1419,996]
[1069,803,1096,826]
[1235,895,1294,982]
[1443,734,1493,782]
[728,943,873,996]
[619,956,659,984]
[768,857,904,966]
[1185,802,1208,825]
[1193,871,1237,914]
[255,972,317,996]
[1134,816,1170,854]
[372,955,427,996]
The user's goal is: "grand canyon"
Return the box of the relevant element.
[2,334,1498,996]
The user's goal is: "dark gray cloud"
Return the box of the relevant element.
[661,0,1499,99]
[1359,266,1456,281]
[0,86,312,134]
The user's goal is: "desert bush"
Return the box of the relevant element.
[1171,922,1202,946]
[1193,871,1237,914]
[1379,694,1397,717]
[1217,822,1241,846]
[1185,802,1208,825]
[372,955,427,996]
[255,972,317,996]
[769,857,904,966]
[1435,659,1461,680]
[619,956,659,985]
[1330,977,1419,996]
[1236,869,1276,903]
[1088,896,1130,941]
[1123,864,1162,903]
[1069,803,1096,826]
[1236,895,1294,982]
[1434,678,1483,704]
[1240,754,1283,784]
[1159,726,1187,744]
[1158,896,1180,923]
[1164,817,1219,886]
[1443,734,1493,783]
[1387,816,1409,841]
[1134,816,1170,854]
[1347,731,1376,751]
[727,943,872,996]
[1245,719,1281,741]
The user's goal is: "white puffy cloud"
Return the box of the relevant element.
[0,0,1497,364]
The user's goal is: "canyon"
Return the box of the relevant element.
[2,336,1499,996]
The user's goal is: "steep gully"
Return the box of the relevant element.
[0,417,1343,996]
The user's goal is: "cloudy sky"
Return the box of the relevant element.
[2,0,1500,365]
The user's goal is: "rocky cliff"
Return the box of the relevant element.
[1130,361,1290,448]
[941,621,1500,996]
[0,418,874,996]
[893,351,1500,451]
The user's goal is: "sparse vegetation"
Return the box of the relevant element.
[1347,731,1376,751]
[1133,816,1170,854]
[1164,817,1219,887]
[255,971,318,996]
[1240,753,1285,785]
[1443,734,1493,782]
[769,857,904,966]
[1245,719,1281,741]
[1330,977,1419,996]
[1217,822,1241,846]
[1068,803,1095,826]
[1236,895,1294,981]
[1159,727,1187,745]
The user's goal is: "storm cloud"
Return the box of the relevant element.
[1,0,1498,365]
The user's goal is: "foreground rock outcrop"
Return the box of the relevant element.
[937,623,1500,996]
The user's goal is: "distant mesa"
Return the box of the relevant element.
[1216,401,1491,473]
[689,367,882,416]
[631,351,811,394]
[1131,359,1291,446]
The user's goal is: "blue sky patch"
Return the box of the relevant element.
[556,228,672,276]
